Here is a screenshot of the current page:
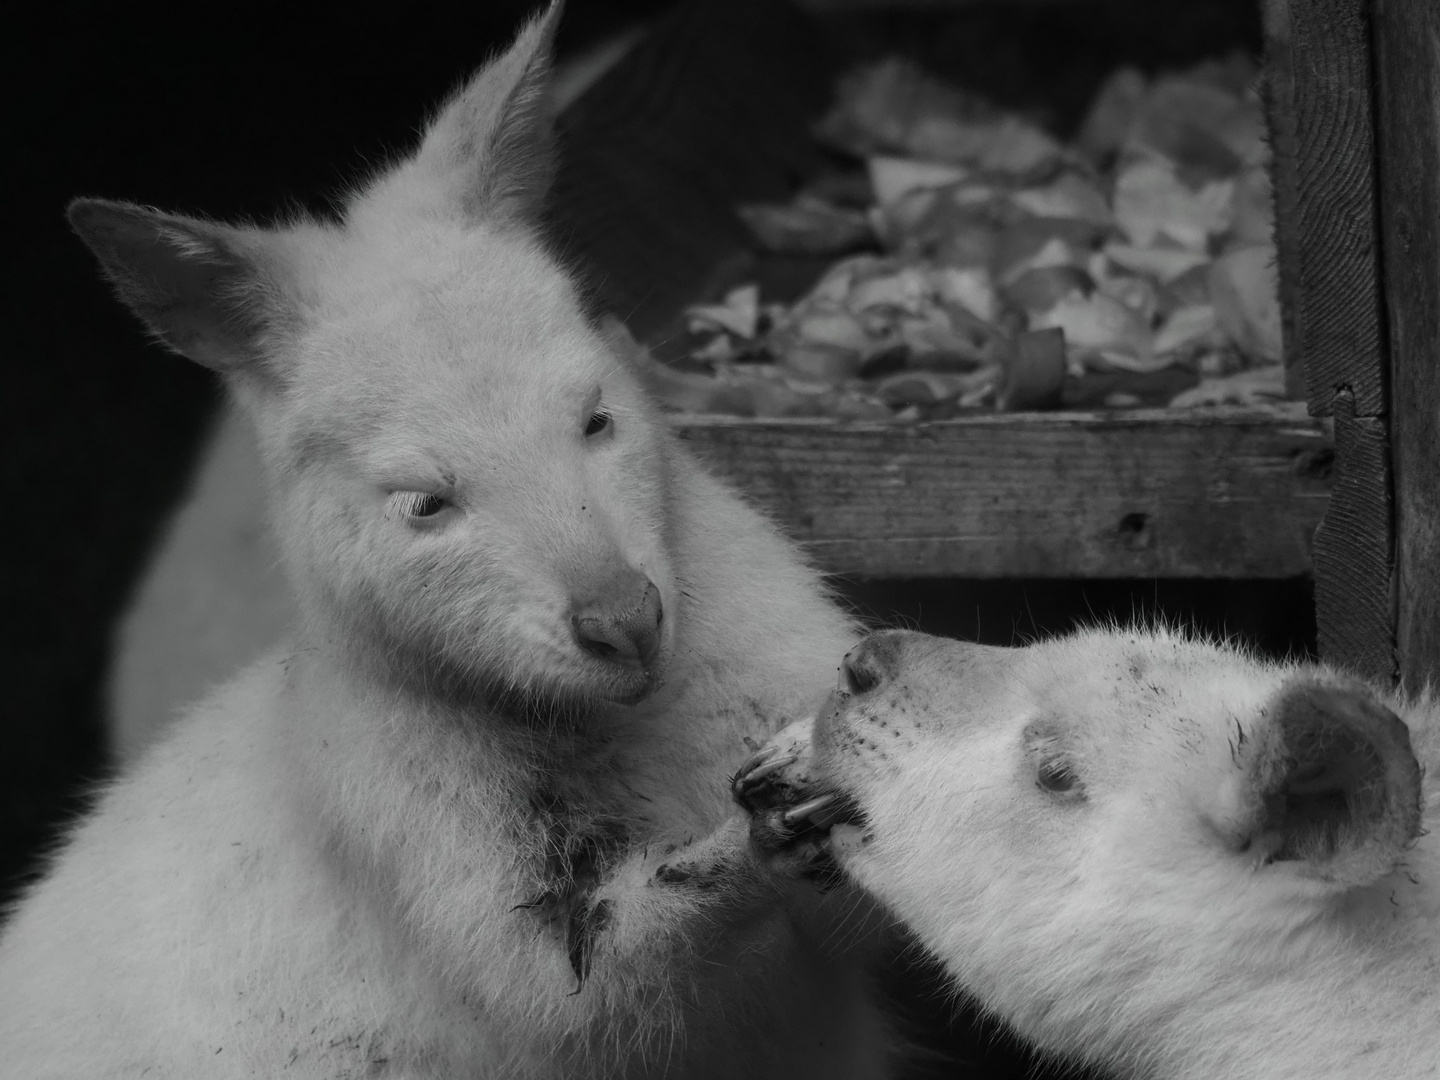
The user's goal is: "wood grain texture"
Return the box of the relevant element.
[1262,0,1388,419]
[1264,0,1396,679]
[1311,394,1395,682]
[1261,0,1308,401]
[673,405,1332,580]
[1375,0,1440,695]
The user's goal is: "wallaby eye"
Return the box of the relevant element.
[585,410,613,438]
[387,491,448,522]
[1037,758,1082,797]
[1024,720,1083,801]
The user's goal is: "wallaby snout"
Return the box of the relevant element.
[839,633,905,697]
[571,570,662,672]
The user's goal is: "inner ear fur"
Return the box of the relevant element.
[1243,677,1423,886]
[398,0,562,225]
[67,198,299,380]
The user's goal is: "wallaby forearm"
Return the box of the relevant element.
[295,689,787,1042]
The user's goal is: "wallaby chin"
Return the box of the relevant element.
[478,652,667,716]
[12,5,892,1077]
[369,629,666,728]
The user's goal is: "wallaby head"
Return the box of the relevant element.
[807,629,1428,979]
[69,2,677,714]
[739,630,1438,1078]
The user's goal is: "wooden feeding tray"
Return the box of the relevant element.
[546,0,1437,688]
[676,406,1328,579]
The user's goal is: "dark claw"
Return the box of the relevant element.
[567,897,612,994]
[739,753,799,787]
[782,793,836,826]
[736,743,782,777]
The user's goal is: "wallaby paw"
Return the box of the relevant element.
[650,817,749,891]
[731,719,857,880]
[653,859,726,888]
[730,718,819,817]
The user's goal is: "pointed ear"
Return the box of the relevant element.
[411,1,562,223]
[1228,677,1424,887]
[67,198,299,380]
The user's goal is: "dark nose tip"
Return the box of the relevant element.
[572,576,662,669]
[838,632,902,696]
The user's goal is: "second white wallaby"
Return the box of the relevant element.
[0,6,893,1077]
[739,628,1440,1080]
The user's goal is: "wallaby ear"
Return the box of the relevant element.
[1228,677,1424,887]
[67,198,298,380]
[410,1,562,223]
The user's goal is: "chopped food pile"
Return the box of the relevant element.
[643,54,1285,419]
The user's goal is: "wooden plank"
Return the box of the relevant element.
[1262,0,1395,679]
[1311,397,1395,682]
[1260,0,1307,401]
[674,405,1332,580]
[1374,0,1440,695]
[795,0,1122,7]
[1262,0,1388,418]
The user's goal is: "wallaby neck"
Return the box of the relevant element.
[1076,908,1433,1080]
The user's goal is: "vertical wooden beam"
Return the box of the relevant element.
[1374,0,1440,695]
[1313,396,1395,678]
[1263,0,1395,682]
[1262,0,1308,402]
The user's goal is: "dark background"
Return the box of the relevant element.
[3,8,1309,1072]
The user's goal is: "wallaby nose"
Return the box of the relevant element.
[838,631,904,696]
[572,572,662,669]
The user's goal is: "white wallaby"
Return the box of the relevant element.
[738,628,1440,1080]
[102,18,643,766]
[0,6,894,1076]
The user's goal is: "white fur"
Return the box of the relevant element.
[1,9,893,1076]
[800,628,1440,1080]
[103,23,638,764]
[106,406,286,758]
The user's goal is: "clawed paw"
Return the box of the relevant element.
[731,719,819,813]
[731,720,859,871]
[648,818,750,893]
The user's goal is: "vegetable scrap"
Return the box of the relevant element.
[645,54,1285,419]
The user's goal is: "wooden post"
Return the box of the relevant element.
[1374,0,1440,695]
[1263,0,1395,682]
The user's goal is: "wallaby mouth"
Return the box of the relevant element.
[602,666,659,707]
[580,632,663,705]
